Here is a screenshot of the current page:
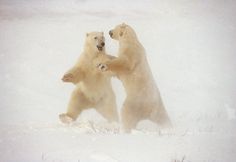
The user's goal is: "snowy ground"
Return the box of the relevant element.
[0,0,236,162]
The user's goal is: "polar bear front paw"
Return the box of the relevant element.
[59,113,74,124]
[62,73,74,82]
[97,63,108,72]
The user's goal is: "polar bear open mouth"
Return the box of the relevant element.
[97,45,103,51]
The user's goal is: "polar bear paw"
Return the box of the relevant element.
[59,113,74,124]
[62,73,74,82]
[97,63,108,72]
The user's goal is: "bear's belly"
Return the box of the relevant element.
[79,81,109,103]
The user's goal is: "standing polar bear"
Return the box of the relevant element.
[59,32,118,123]
[98,23,172,132]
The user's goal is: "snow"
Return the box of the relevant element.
[0,0,236,161]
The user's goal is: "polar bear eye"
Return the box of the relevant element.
[94,37,98,40]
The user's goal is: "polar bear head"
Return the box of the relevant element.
[109,23,137,41]
[85,32,105,52]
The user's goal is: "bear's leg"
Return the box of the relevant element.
[149,104,172,128]
[95,96,119,122]
[120,100,141,133]
[59,89,91,124]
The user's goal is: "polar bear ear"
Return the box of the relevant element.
[121,23,126,27]
[119,23,126,37]
[86,33,89,37]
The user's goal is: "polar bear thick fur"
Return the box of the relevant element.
[98,23,171,132]
[59,32,118,123]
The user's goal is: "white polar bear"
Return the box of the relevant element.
[98,24,172,132]
[59,32,119,123]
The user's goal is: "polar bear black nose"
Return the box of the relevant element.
[109,30,113,37]
[101,42,105,47]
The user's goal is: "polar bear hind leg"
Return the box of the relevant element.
[59,88,92,124]
[149,104,172,128]
[95,96,119,122]
[120,99,145,133]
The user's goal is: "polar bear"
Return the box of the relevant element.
[59,32,118,124]
[98,23,172,132]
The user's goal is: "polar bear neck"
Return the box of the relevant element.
[119,36,142,52]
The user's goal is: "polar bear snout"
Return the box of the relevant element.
[109,30,113,37]
[97,41,105,51]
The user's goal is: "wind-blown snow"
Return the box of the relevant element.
[0,0,236,162]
